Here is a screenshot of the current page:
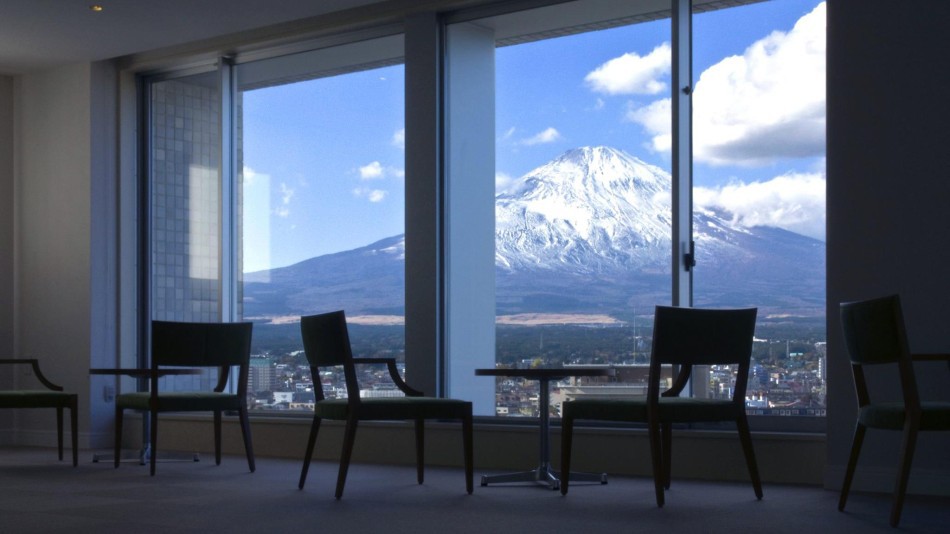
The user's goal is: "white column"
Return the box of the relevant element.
[444,22,495,414]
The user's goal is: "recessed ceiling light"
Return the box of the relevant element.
[89,4,104,12]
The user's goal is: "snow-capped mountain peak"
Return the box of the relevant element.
[496,146,672,273]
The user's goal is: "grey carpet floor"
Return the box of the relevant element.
[0,447,947,533]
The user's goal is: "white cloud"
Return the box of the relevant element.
[279,182,294,205]
[626,3,825,167]
[499,127,516,143]
[392,128,405,149]
[496,171,515,193]
[521,127,562,146]
[358,160,403,180]
[695,172,826,240]
[359,161,384,180]
[353,187,388,203]
[274,183,294,218]
[696,3,825,166]
[585,43,671,95]
[625,99,671,153]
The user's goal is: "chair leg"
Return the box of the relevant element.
[462,412,474,495]
[335,415,359,499]
[56,406,64,461]
[70,397,78,467]
[648,417,665,507]
[149,410,158,476]
[114,405,124,468]
[661,422,672,490]
[560,413,574,496]
[415,418,425,485]
[838,423,866,512]
[214,410,223,466]
[736,414,763,500]
[890,422,920,527]
[238,405,255,473]
[298,415,322,489]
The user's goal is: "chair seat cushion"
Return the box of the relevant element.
[313,397,471,421]
[859,401,950,430]
[0,390,76,409]
[564,397,740,423]
[116,391,240,412]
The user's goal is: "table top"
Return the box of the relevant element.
[89,368,204,377]
[474,367,614,379]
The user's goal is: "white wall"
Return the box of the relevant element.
[14,64,94,446]
[0,75,14,436]
[0,76,13,359]
[825,0,950,495]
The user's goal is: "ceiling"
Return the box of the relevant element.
[0,0,761,76]
[0,0,384,75]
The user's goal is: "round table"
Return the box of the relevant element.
[475,367,613,490]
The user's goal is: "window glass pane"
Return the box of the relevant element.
[489,4,673,418]
[236,41,406,411]
[692,0,826,416]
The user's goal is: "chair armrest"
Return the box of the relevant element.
[911,353,950,362]
[912,353,950,372]
[0,359,64,391]
[353,357,424,397]
[89,368,203,378]
[662,365,691,397]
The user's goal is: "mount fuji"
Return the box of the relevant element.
[243,146,824,321]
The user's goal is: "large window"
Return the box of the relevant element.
[691,0,826,416]
[444,0,826,420]
[490,7,673,418]
[141,0,825,426]
[145,34,406,410]
[236,39,406,410]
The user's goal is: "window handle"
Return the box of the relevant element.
[684,240,696,272]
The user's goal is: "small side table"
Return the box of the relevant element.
[475,367,612,490]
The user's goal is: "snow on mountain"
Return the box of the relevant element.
[496,146,672,274]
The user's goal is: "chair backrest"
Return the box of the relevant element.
[151,321,253,394]
[840,294,908,366]
[839,294,919,409]
[649,305,757,402]
[300,311,360,402]
[651,306,757,366]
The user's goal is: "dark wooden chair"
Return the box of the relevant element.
[0,359,78,466]
[838,294,950,527]
[114,321,256,475]
[561,305,762,506]
[297,310,473,499]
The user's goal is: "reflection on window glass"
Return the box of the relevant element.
[238,63,406,411]
[149,70,223,392]
[150,71,222,323]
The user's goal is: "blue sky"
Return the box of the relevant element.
[241,0,826,273]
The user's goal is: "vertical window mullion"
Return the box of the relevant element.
[219,57,237,323]
[671,0,693,308]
